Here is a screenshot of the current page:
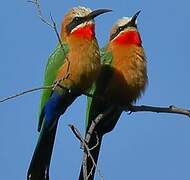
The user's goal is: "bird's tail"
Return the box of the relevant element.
[27,119,58,180]
[27,90,79,180]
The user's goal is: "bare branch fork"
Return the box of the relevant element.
[68,107,115,180]
[69,124,104,180]
[27,0,63,49]
[82,106,115,180]
[69,104,190,180]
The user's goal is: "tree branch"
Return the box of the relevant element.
[127,105,190,117]
[81,107,116,180]
[0,83,94,104]
[78,104,190,179]
[28,0,53,28]
[1,83,190,119]
[69,124,104,180]
[0,86,52,103]
[85,106,115,144]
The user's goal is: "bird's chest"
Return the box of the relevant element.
[107,45,147,104]
[113,53,142,87]
[56,40,100,91]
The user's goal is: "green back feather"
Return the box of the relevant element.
[85,47,113,128]
[100,47,113,65]
[38,43,69,131]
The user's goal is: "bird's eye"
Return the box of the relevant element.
[119,27,123,31]
[75,17,80,21]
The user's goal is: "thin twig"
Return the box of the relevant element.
[1,84,190,119]
[83,106,115,180]
[50,13,63,48]
[0,75,70,104]
[85,106,115,144]
[0,83,94,104]
[28,0,66,53]
[28,0,71,77]
[89,132,100,151]
[86,134,103,180]
[0,86,52,103]
[24,0,74,106]
[69,124,104,180]
[27,0,53,28]
[69,124,85,143]
[127,105,190,117]
[78,107,115,180]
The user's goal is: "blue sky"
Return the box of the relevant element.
[1,0,190,180]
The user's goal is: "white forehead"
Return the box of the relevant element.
[72,6,92,17]
[116,17,132,27]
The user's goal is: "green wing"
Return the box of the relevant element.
[85,47,113,128]
[38,43,69,131]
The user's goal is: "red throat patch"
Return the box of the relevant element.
[71,24,95,40]
[113,31,142,46]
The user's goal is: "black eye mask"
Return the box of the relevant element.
[110,10,140,41]
[110,21,137,41]
[66,16,88,33]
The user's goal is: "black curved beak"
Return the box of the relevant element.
[66,9,112,33]
[130,10,141,24]
[87,9,112,20]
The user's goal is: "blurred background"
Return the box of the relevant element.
[0,0,190,179]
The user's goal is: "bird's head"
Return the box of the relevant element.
[110,11,142,46]
[61,6,112,40]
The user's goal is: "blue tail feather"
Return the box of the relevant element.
[27,90,78,180]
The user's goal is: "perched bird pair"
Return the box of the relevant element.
[27,6,147,180]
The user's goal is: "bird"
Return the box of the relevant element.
[27,6,112,180]
[79,11,148,180]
